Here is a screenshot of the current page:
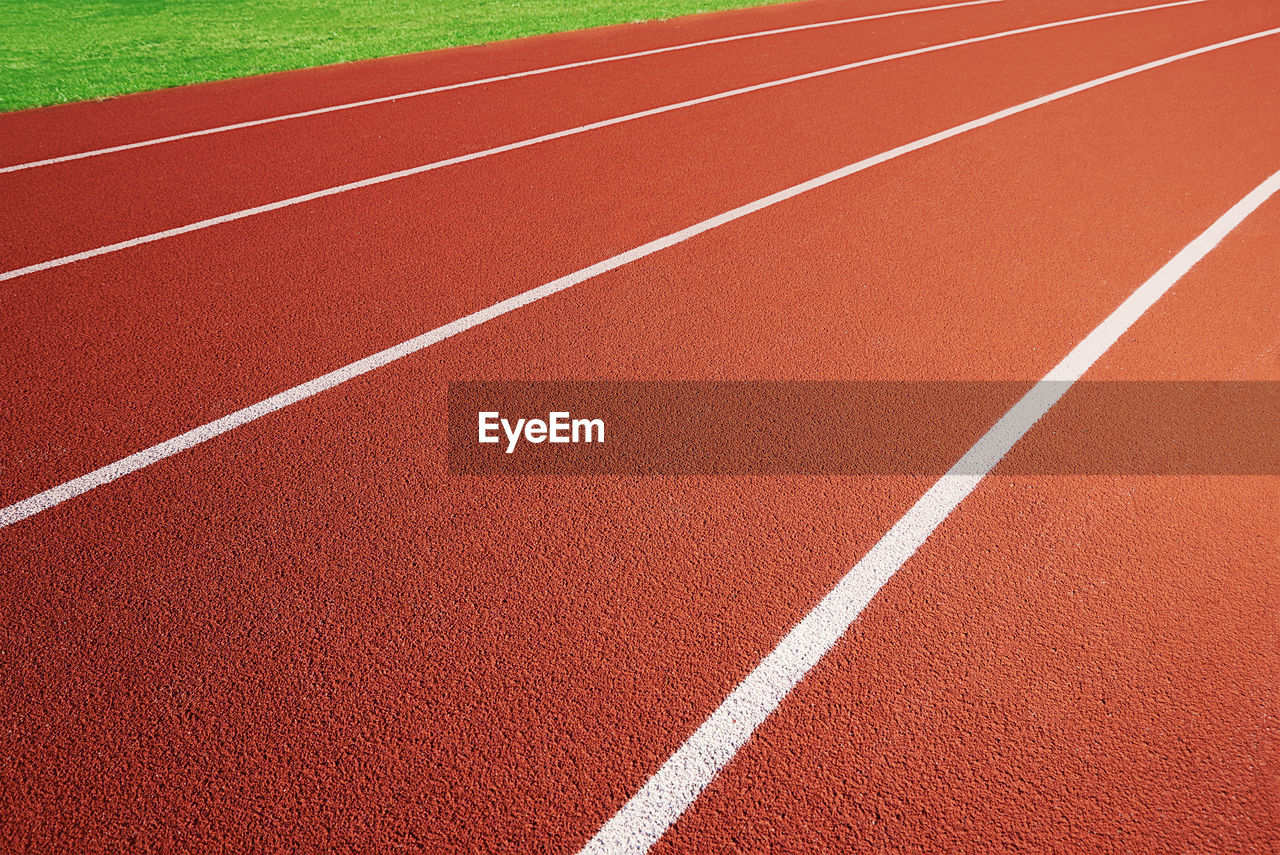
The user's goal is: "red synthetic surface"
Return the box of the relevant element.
[4,0,1279,506]
[1,0,1277,851]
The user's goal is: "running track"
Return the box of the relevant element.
[1,0,1277,850]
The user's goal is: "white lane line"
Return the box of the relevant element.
[0,1,1002,174]
[1,27,1276,530]
[0,0,1209,284]
[579,168,1280,855]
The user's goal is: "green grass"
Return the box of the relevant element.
[0,0,792,112]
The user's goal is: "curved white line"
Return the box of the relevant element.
[580,165,1280,855]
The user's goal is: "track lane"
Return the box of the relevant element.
[4,14,1279,510]
[0,0,1127,166]
[649,197,1280,853]
[0,1,1007,174]
[0,0,1253,272]
[3,39,1277,850]
[0,0,980,162]
[0,0,1032,268]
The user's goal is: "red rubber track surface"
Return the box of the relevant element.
[655,198,1280,853]
[2,0,1277,506]
[1,0,1277,851]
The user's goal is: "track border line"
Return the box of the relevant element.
[579,165,1280,855]
[0,0,1208,284]
[2,24,1277,529]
